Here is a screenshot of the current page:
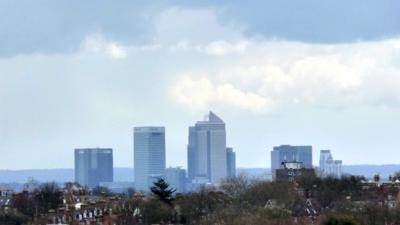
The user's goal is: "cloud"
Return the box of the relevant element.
[171,77,271,112]
[170,38,400,111]
[106,43,128,59]
[155,7,242,44]
[80,34,127,59]
[0,1,399,57]
[2,5,400,169]
[204,40,248,56]
[167,40,248,56]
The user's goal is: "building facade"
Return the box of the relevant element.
[187,112,227,184]
[164,167,186,193]
[271,145,312,179]
[134,127,166,191]
[74,148,114,188]
[319,150,342,178]
[275,161,316,182]
[226,147,236,178]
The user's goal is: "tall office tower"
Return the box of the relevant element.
[74,148,113,188]
[271,145,313,179]
[134,127,166,191]
[187,111,227,184]
[319,150,331,172]
[165,167,187,193]
[319,150,342,178]
[226,147,236,178]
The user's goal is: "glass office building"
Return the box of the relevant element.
[187,112,227,184]
[74,148,113,188]
[226,147,236,178]
[134,127,166,191]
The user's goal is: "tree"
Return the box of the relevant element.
[0,211,29,225]
[92,186,113,197]
[176,186,230,225]
[142,198,171,224]
[126,187,136,197]
[322,214,360,225]
[11,191,35,218]
[391,171,400,181]
[34,182,63,214]
[150,178,176,206]
[220,175,251,199]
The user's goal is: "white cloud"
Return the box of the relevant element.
[106,43,127,59]
[2,6,400,169]
[204,40,248,56]
[170,38,400,111]
[155,7,242,44]
[168,40,248,56]
[171,77,271,112]
[80,34,127,59]
[151,7,400,112]
[6,8,400,115]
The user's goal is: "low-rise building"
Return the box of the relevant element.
[275,161,316,182]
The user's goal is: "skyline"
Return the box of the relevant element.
[1,1,400,169]
[0,108,398,169]
[0,112,373,170]
[0,111,348,170]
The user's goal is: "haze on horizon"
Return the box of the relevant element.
[1,0,400,170]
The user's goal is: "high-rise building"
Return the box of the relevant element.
[134,127,166,191]
[319,150,331,173]
[319,150,342,178]
[271,145,312,179]
[187,111,227,184]
[164,167,186,193]
[74,148,113,188]
[226,147,236,178]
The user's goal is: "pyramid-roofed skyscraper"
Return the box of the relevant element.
[187,111,227,184]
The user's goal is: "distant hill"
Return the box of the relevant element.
[342,164,400,180]
[0,165,399,184]
[0,168,134,183]
[237,168,271,179]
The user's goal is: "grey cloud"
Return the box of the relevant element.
[1,0,399,56]
[0,0,163,56]
[189,0,400,43]
[1,2,400,169]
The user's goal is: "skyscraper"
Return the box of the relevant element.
[165,167,187,193]
[134,127,166,191]
[271,145,312,178]
[74,148,113,188]
[319,150,342,178]
[226,147,236,178]
[187,111,227,184]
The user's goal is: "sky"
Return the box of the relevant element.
[1,0,400,169]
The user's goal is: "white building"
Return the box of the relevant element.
[187,112,227,184]
[319,150,342,178]
[134,127,166,191]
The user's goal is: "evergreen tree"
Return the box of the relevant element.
[150,178,176,206]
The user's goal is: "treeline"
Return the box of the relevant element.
[2,174,400,225]
[1,182,62,225]
[132,175,400,225]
